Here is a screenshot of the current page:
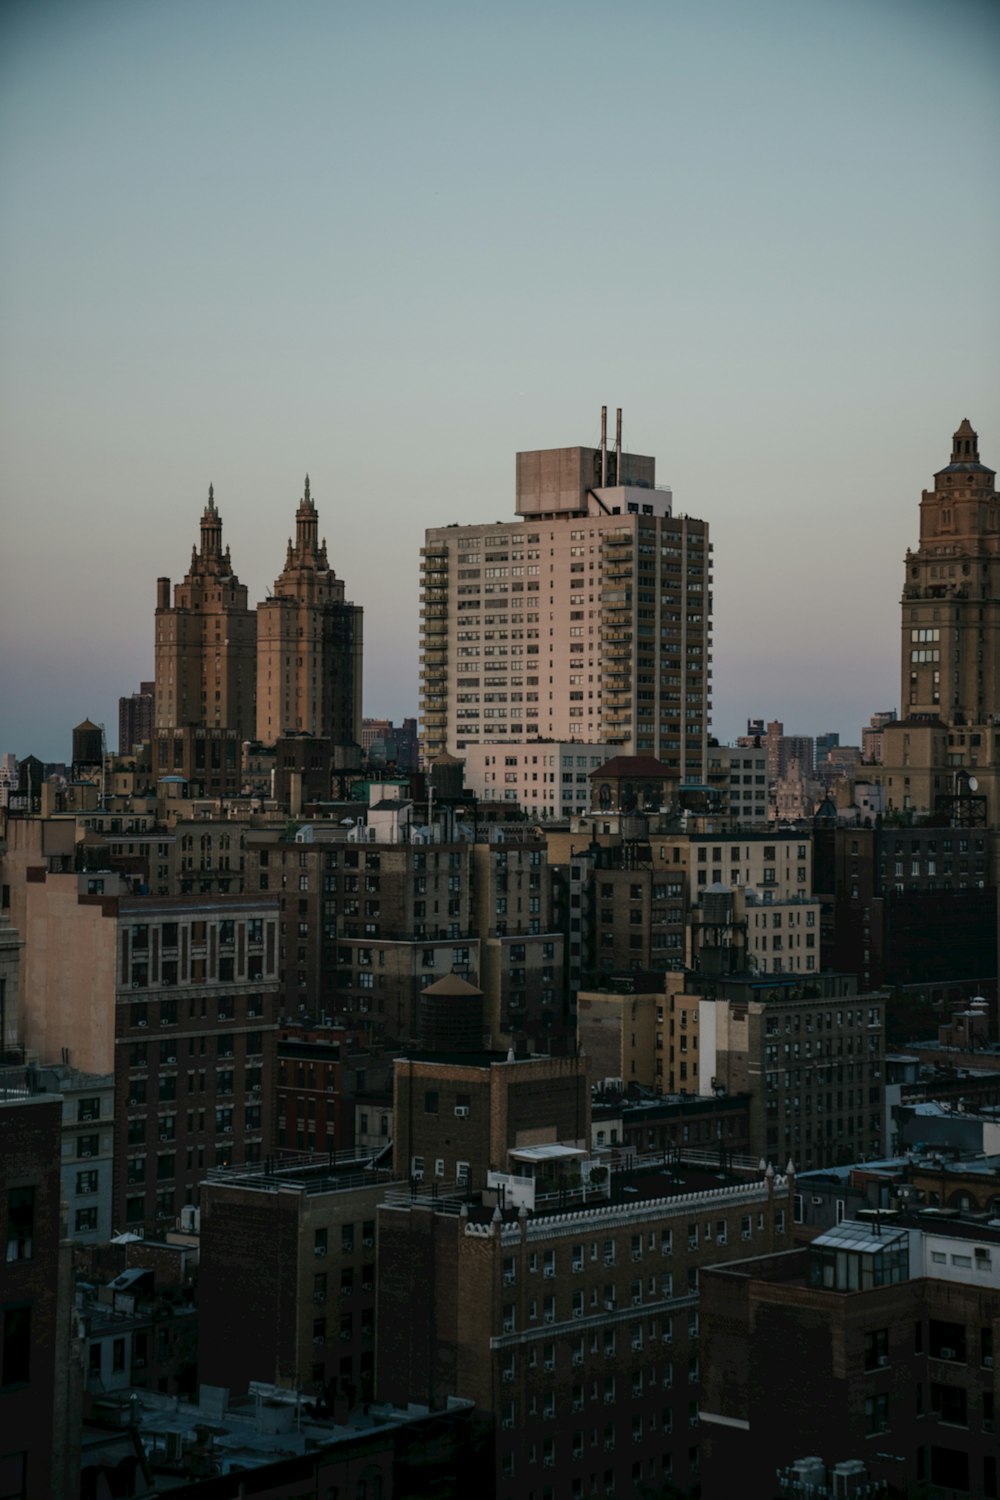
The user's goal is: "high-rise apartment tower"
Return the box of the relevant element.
[880,419,1000,823]
[154,488,257,740]
[256,477,363,748]
[419,410,712,782]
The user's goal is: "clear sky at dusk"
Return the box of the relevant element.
[1,0,998,762]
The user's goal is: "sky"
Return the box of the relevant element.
[1,0,998,763]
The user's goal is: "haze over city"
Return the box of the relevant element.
[2,0,998,760]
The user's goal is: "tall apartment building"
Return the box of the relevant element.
[118,682,154,756]
[879,419,1000,824]
[420,412,712,782]
[256,478,363,749]
[154,488,257,741]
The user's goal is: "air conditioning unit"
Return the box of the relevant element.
[543,1266,555,1278]
[501,1418,514,1430]
[984,1355,994,1368]
[604,1299,616,1311]
[362,1237,374,1249]
[503,1272,515,1285]
[939,1347,956,1360]
[878,1355,889,1367]
[454,1106,469,1118]
[502,1369,514,1383]
[128,1098,139,1107]
[81,1150,93,1159]
[134,1358,146,1369]
[572,1353,583,1366]
[543,1312,554,1324]
[137,1020,147,1028]
[811,1196,823,1206]
[412,1169,424,1182]
[573,1307,583,1318]
[251,1084,261,1093]
[315,1245,327,1257]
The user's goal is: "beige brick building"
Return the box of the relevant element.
[420,414,712,782]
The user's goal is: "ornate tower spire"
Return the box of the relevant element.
[200,483,223,565]
[951,418,980,465]
[295,473,319,559]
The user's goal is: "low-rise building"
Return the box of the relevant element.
[198,1157,400,1402]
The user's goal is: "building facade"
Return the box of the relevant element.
[378,1162,795,1500]
[700,1210,1000,1500]
[420,415,712,782]
[879,419,1000,824]
[256,478,363,749]
[154,488,257,741]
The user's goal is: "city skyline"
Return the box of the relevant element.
[2,0,999,760]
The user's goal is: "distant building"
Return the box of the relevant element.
[256,478,363,750]
[877,419,999,823]
[461,741,615,819]
[118,681,154,756]
[362,717,419,772]
[0,753,18,808]
[861,708,895,764]
[154,487,257,741]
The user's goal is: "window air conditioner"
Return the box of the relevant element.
[454,1106,469,1118]
[877,1355,889,1367]
[939,1347,956,1359]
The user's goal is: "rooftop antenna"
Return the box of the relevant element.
[615,407,622,486]
[600,405,607,488]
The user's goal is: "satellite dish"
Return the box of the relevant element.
[967,776,979,792]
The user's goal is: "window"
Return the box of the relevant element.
[865,1392,889,1434]
[5,1189,34,1263]
[864,1328,889,1370]
[930,1383,968,1426]
[2,1306,30,1385]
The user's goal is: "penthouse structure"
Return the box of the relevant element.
[420,408,712,783]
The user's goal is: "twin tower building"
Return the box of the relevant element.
[154,479,363,752]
